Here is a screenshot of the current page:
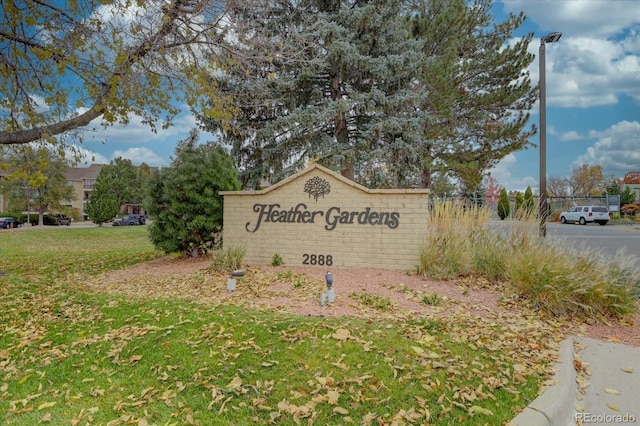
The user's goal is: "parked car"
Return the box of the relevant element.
[112,214,146,226]
[0,217,21,229]
[29,214,72,226]
[559,205,609,226]
[54,213,72,226]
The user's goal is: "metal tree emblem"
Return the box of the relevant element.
[304,176,331,201]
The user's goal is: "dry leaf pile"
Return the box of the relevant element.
[87,255,640,347]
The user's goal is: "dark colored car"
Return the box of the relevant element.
[54,213,72,226]
[112,214,146,226]
[0,217,21,229]
[28,214,71,226]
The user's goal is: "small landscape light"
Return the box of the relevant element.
[325,271,335,303]
[227,269,245,292]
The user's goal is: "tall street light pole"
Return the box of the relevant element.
[539,31,562,238]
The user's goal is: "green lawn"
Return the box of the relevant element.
[1,227,557,425]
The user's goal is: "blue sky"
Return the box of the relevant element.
[75,0,640,192]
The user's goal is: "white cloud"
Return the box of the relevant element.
[489,153,539,192]
[574,120,640,177]
[502,0,640,38]
[112,147,166,167]
[560,131,583,141]
[77,109,218,167]
[69,146,110,166]
[504,0,640,108]
[527,35,640,108]
[85,110,212,145]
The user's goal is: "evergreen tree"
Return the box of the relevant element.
[197,0,536,190]
[621,186,636,205]
[85,185,119,226]
[407,0,536,191]
[146,130,240,257]
[498,188,510,220]
[100,158,140,208]
[429,169,457,198]
[603,180,620,196]
[514,191,524,217]
[85,174,120,226]
[460,182,485,207]
[523,186,535,216]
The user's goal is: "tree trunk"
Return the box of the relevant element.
[420,168,431,189]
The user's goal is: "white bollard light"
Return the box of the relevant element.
[325,271,335,303]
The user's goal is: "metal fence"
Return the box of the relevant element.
[483,196,620,219]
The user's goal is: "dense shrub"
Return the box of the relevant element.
[146,131,241,258]
[27,214,59,226]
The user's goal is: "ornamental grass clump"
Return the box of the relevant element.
[210,245,246,273]
[418,200,492,280]
[468,228,509,282]
[503,241,638,319]
[419,200,638,320]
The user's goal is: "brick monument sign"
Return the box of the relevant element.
[220,164,430,270]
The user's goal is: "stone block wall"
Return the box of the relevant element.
[221,164,430,270]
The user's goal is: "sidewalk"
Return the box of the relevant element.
[573,337,639,425]
[510,337,640,426]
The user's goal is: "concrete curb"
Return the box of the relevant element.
[509,337,576,426]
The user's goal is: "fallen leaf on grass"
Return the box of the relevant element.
[129,354,143,363]
[227,376,243,391]
[468,405,493,416]
[411,346,424,355]
[37,401,56,410]
[332,329,351,341]
[326,390,340,405]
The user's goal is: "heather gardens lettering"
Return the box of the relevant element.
[245,202,400,232]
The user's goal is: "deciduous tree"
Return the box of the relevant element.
[547,176,570,197]
[569,165,604,197]
[1,146,76,224]
[1,0,233,148]
[622,171,640,184]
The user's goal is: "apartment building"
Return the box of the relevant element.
[65,163,104,219]
[0,163,103,218]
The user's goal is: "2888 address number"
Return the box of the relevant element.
[302,254,333,266]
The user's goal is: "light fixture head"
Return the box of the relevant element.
[542,32,562,43]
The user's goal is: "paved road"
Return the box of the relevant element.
[489,220,640,269]
[546,222,640,267]
[7,220,640,263]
